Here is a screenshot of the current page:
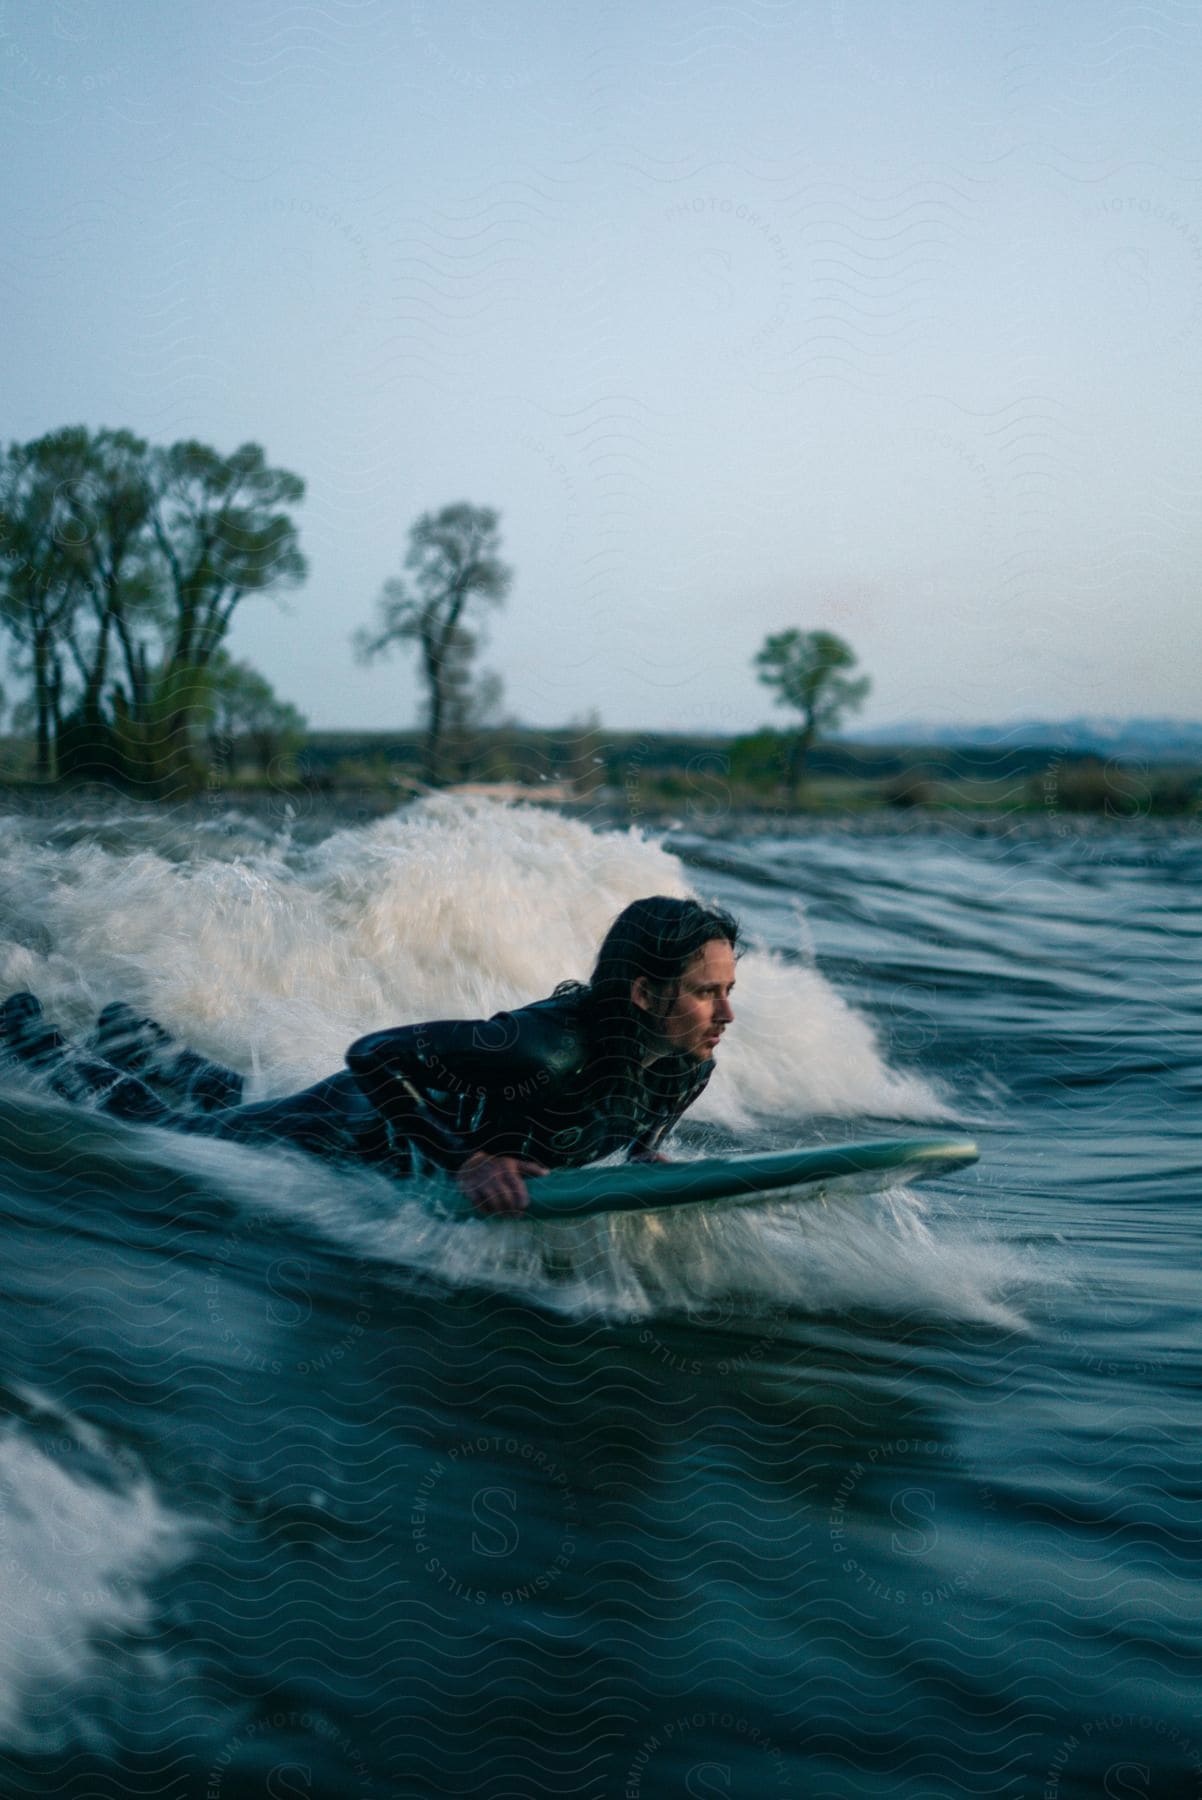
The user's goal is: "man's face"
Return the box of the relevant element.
[633,937,737,1063]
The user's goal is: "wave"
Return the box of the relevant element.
[0,1386,197,1756]
[0,795,944,1119]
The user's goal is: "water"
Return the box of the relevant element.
[0,795,1198,1798]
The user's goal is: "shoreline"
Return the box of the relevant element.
[0,780,1196,847]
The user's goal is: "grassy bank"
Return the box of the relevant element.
[290,730,1200,820]
[1,727,1198,820]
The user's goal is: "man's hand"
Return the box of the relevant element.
[458,1152,548,1218]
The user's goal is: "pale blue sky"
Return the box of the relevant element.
[2,1,1200,731]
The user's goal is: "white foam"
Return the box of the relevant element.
[0,1404,195,1754]
[375,1177,1025,1331]
[1,795,1007,1324]
[162,1132,1021,1334]
[0,796,941,1118]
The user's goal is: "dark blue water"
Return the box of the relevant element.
[0,799,1198,1798]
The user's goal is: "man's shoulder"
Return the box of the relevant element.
[493,988,589,1078]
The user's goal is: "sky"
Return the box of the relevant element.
[2,0,1200,734]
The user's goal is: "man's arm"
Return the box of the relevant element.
[457,1150,548,1217]
[628,1121,672,1164]
[346,1001,582,1213]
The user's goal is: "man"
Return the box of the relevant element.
[353,895,738,1215]
[0,895,738,1218]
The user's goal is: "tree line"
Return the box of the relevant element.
[0,423,870,797]
[350,505,871,795]
[0,426,307,791]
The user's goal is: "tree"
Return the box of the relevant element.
[203,649,307,778]
[50,427,163,783]
[146,440,307,791]
[0,431,90,777]
[438,623,508,779]
[354,502,511,784]
[753,628,870,802]
[0,427,306,790]
[0,426,178,780]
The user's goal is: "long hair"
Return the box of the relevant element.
[559,897,740,1106]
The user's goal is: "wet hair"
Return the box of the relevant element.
[588,895,739,1010]
[559,896,740,1077]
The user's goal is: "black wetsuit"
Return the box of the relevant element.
[347,992,713,1171]
[70,991,713,1176]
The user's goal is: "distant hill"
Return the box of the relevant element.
[845,717,1202,762]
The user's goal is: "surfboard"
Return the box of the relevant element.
[0,1085,977,1226]
[499,1136,979,1221]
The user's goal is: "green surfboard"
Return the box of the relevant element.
[495,1136,979,1221]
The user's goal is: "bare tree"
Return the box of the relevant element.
[355,503,511,784]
